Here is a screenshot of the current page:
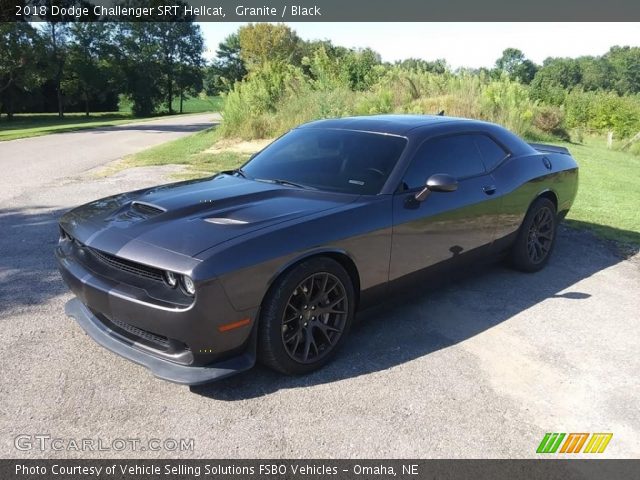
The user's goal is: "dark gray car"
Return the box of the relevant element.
[56,115,579,384]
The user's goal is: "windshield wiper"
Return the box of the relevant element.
[255,178,316,190]
[233,168,248,178]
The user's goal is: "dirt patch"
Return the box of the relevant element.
[204,138,273,155]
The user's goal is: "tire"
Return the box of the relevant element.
[258,257,355,375]
[511,197,558,272]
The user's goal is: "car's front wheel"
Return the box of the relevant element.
[511,197,558,272]
[258,257,355,375]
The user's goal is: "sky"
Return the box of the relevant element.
[199,22,640,68]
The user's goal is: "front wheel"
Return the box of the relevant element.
[511,197,558,272]
[258,257,355,375]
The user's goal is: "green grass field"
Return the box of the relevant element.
[552,138,640,246]
[125,132,640,247]
[0,96,222,141]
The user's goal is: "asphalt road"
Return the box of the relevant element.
[0,113,219,205]
[0,121,638,459]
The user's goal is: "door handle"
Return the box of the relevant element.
[483,185,496,195]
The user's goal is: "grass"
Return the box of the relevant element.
[119,127,249,178]
[123,130,640,247]
[0,95,222,141]
[549,137,640,247]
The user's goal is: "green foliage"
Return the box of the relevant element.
[220,62,307,138]
[495,48,538,84]
[605,46,640,95]
[480,77,535,135]
[0,23,43,119]
[565,90,640,137]
[238,23,301,71]
[219,34,640,142]
[205,33,247,95]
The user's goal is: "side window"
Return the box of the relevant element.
[403,134,486,190]
[474,134,508,171]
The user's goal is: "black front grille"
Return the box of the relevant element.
[109,317,171,349]
[88,248,164,282]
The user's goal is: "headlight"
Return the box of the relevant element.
[181,275,196,296]
[164,271,178,288]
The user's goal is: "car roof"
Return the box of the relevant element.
[298,114,485,136]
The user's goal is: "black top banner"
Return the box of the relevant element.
[3,0,640,22]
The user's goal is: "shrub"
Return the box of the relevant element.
[480,78,535,136]
[532,105,570,140]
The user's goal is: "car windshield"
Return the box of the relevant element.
[240,128,407,195]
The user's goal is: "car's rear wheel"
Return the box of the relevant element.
[258,257,355,375]
[511,197,557,272]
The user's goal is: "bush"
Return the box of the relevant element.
[566,90,640,138]
[218,56,640,143]
[532,105,570,140]
[480,78,535,136]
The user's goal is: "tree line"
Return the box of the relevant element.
[2,20,640,133]
[0,21,203,119]
[207,26,640,102]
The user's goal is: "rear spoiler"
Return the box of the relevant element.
[529,143,570,155]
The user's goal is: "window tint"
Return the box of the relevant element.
[242,128,407,195]
[403,134,486,189]
[474,134,508,171]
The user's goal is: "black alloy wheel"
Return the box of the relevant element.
[511,197,558,273]
[527,206,555,264]
[281,272,348,364]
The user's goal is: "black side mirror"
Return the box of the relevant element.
[415,173,458,202]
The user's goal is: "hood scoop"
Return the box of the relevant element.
[110,201,166,222]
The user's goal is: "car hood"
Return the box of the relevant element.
[60,174,358,259]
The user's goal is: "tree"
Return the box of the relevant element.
[205,33,247,95]
[153,21,204,114]
[530,57,583,104]
[117,22,164,116]
[605,46,640,94]
[238,23,301,71]
[64,23,116,116]
[41,22,70,118]
[0,23,42,120]
[174,23,205,113]
[341,48,381,91]
[578,56,614,92]
[117,19,204,116]
[495,48,538,84]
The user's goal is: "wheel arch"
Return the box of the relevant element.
[264,249,361,310]
[536,189,558,211]
[514,189,559,237]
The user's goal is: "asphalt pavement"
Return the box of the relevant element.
[0,113,218,205]
[0,118,638,458]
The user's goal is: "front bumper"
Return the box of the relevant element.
[65,298,254,385]
[56,239,259,384]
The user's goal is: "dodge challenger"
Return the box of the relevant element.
[56,115,579,384]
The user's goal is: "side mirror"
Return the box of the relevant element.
[415,173,458,202]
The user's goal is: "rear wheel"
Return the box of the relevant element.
[511,197,557,272]
[258,257,355,375]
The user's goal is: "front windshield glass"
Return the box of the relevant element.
[240,128,407,195]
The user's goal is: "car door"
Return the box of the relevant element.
[389,133,504,281]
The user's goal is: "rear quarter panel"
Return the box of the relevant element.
[492,151,578,240]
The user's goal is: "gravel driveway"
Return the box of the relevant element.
[0,124,638,459]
